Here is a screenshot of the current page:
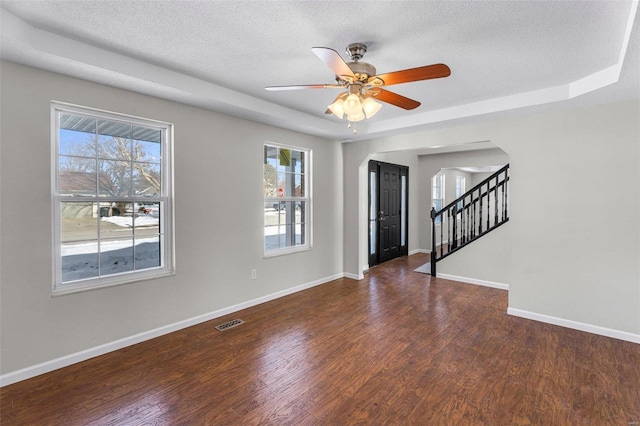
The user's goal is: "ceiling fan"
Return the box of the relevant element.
[265,43,450,131]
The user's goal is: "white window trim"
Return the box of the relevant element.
[263,141,312,257]
[51,101,175,295]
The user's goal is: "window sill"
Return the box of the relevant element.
[52,268,175,297]
[264,245,311,258]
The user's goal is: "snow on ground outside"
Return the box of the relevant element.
[61,216,160,281]
[101,215,159,228]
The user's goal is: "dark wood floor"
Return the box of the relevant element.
[2,253,639,425]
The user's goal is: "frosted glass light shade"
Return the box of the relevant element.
[328,98,345,119]
[343,93,362,116]
[362,97,382,118]
[347,111,366,122]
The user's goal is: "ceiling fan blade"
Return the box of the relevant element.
[373,89,421,110]
[311,47,355,79]
[265,84,342,91]
[374,63,451,86]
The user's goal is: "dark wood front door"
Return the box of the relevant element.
[369,161,408,267]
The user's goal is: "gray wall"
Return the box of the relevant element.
[471,171,495,187]
[342,100,640,336]
[0,61,344,375]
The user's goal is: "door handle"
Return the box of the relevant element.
[378,210,386,221]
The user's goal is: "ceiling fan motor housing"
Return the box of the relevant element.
[345,43,376,81]
[347,61,377,81]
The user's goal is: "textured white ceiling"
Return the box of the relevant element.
[1,1,638,141]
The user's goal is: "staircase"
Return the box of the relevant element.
[429,164,509,276]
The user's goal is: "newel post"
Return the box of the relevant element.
[430,207,437,277]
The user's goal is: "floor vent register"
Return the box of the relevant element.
[214,318,245,331]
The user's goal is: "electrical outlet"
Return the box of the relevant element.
[250,269,257,280]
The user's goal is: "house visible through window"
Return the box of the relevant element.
[52,102,174,294]
[432,173,445,224]
[263,143,310,255]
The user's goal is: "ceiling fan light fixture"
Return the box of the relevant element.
[328,98,345,119]
[266,44,450,132]
[362,96,382,118]
[347,111,366,122]
[343,93,362,116]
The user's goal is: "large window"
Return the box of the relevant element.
[52,102,174,294]
[263,143,310,256]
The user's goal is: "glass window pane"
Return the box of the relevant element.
[97,134,131,161]
[60,113,96,132]
[277,173,287,196]
[61,202,97,242]
[295,223,305,245]
[59,155,96,173]
[132,125,161,144]
[434,199,443,224]
[133,163,161,197]
[294,174,304,197]
[401,175,406,247]
[100,238,134,275]
[61,241,99,282]
[135,235,160,270]
[98,119,131,139]
[59,157,97,195]
[133,139,161,163]
[59,113,97,156]
[265,205,280,227]
[291,149,305,174]
[133,203,160,236]
[264,145,278,168]
[264,167,277,197]
[277,203,286,223]
[278,225,287,247]
[264,225,280,250]
[59,128,96,157]
[277,148,290,172]
[282,201,291,216]
[98,159,131,197]
[276,173,301,197]
[294,201,304,223]
[100,202,134,239]
[369,220,376,255]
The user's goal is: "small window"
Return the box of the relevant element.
[52,102,174,294]
[432,173,445,224]
[263,143,311,256]
[456,175,466,210]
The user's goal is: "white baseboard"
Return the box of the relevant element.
[344,272,364,280]
[0,272,345,387]
[437,273,509,291]
[507,307,640,344]
[409,249,430,255]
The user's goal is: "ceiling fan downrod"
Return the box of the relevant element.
[346,43,367,62]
